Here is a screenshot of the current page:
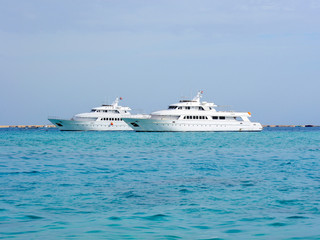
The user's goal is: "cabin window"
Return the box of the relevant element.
[91,110,95,112]
[178,107,182,110]
[219,116,225,120]
[186,106,190,110]
[199,107,204,111]
[212,116,218,119]
[168,106,176,109]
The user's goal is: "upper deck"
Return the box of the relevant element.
[151,91,251,118]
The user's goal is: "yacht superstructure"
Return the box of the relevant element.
[48,98,134,131]
[123,91,263,132]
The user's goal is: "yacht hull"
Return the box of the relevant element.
[123,118,263,132]
[48,118,133,131]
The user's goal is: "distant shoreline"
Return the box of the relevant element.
[0,125,319,129]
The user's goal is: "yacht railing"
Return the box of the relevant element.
[47,116,70,120]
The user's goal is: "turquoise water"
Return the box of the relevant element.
[1,128,320,239]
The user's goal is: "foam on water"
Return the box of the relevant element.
[1,128,320,239]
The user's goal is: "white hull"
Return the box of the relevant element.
[49,119,133,131]
[123,118,263,132]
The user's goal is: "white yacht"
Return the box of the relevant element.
[48,98,134,131]
[123,91,263,132]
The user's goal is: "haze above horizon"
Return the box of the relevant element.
[0,0,319,125]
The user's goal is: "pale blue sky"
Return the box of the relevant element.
[0,0,319,125]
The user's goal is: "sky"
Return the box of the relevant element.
[0,0,319,125]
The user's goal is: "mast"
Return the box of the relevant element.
[192,91,203,102]
[112,97,119,107]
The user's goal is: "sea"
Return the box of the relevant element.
[0,127,320,239]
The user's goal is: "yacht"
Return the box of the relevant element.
[48,98,134,131]
[122,91,263,132]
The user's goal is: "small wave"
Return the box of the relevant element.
[224,229,242,233]
[287,215,308,219]
[192,225,211,229]
[268,222,287,227]
[239,217,275,222]
[0,170,40,175]
[179,188,192,193]
[85,230,104,233]
[25,215,43,220]
[108,216,121,221]
[143,214,168,221]
[277,199,300,205]
[199,238,225,240]
[121,191,142,198]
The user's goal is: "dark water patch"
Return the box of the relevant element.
[253,233,267,236]
[143,214,168,221]
[240,180,256,187]
[280,161,292,166]
[179,188,192,193]
[94,167,111,172]
[1,230,40,235]
[287,215,308,219]
[25,215,43,220]
[239,217,275,222]
[120,191,142,198]
[277,199,300,205]
[286,236,320,240]
[0,170,40,175]
[241,182,255,187]
[85,230,104,233]
[224,229,242,233]
[107,223,121,227]
[277,187,290,192]
[200,238,225,240]
[47,226,66,229]
[268,222,287,227]
[108,216,121,221]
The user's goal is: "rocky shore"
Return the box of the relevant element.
[0,125,56,129]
